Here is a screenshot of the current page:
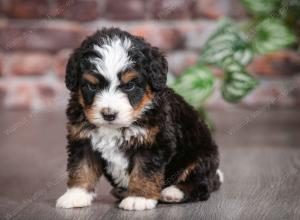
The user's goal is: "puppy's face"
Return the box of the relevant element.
[80,39,153,128]
[66,31,167,128]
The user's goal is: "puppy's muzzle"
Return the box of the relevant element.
[101,108,118,122]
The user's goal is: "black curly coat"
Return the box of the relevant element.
[63,28,221,205]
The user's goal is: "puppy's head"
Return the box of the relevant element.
[66,28,168,128]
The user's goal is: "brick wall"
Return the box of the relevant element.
[0,0,299,110]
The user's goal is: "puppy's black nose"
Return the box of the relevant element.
[101,112,117,121]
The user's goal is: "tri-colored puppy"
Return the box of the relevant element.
[56,28,223,211]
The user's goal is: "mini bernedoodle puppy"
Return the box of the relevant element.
[56,28,223,211]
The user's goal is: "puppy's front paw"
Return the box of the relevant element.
[56,187,95,208]
[119,196,157,211]
[161,185,184,202]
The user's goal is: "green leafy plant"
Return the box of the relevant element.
[169,0,299,128]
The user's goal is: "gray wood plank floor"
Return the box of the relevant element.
[0,109,299,220]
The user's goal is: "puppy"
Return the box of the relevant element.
[56,28,223,211]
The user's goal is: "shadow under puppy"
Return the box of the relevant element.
[56,28,223,211]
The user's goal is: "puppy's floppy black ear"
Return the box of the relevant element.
[145,47,168,91]
[65,49,81,92]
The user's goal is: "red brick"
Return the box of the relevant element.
[290,79,300,107]
[37,84,57,106]
[150,0,194,20]
[54,49,72,78]
[229,0,248,19]
[0,0,52,19]
[247,50,300,77]
[0,1,4,17]
[192,0,247,19]
[55,0,102,21]
[0,53,3,76]
[130,24,184,51]
[106,0,147,20]
[241,79,300,108]
[0,83,6,109]
[167,51,198,75]
[0,21,87,52]
[86,21,218,51]
[4,81,33,110]
[8,52,52,76]
[177,21,218,50]
[0,78,68,110]
[242,82,282,107]
[35,81,68,109]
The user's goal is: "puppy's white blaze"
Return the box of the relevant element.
[56,187,95,208]
[217,169,224,183]
[89,37,136,127]
[161,185,184,202]
[119,197,157,211]
[93,37,132,82]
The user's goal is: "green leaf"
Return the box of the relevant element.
[200,19,254,66]
[252,19,297,54]
[171,65,215,108]
[240,0,280,16]
[222,66,258,102]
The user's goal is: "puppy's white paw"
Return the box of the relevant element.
[56,187,95,208]
[119,196,157,211]
[161,185,184,202]
[217,169,224,183]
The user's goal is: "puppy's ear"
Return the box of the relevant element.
[65,49,81,92]
[145,47,168,91]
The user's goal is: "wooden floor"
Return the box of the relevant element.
[0,109,299,220]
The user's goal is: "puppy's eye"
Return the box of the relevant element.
[122,82,136,92]
[87,83,97,92]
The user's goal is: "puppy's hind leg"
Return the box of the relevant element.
[161,164,222,203]
[160,179,211,203]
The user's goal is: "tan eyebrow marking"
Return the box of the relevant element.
[83,72,99,84]
[121,71,139,84]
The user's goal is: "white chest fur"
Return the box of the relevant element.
[90,126,148,188]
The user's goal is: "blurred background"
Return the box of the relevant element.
[0,0,299,111]
[0,1,300,220]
